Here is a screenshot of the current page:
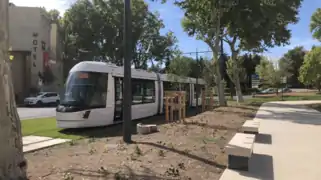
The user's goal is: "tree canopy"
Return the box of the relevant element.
[278,46,306,87]
[60,0,178,69]
[299,46,321,90]
[310,8,321,41]
[256,57,282,89]
[178,0,302,52]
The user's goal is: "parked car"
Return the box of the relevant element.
[24,92,60,107]
[278,88,292,93]
[259,88,276,94]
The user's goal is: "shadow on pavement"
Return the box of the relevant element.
[255,102,321,126]
[235,153,274,180]
[255,133,272,145]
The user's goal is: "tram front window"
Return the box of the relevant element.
[60,71,108,110]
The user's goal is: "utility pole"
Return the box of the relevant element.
[195,48,199,112]
[123,0,132,143]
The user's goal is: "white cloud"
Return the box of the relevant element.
[10,0,69,14]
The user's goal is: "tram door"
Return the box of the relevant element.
[114,77,123,122]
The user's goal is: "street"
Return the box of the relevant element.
[18,107,56,120]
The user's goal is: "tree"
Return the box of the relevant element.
[310,8,321,41]
[167,56,196,77]
[299,46,321,91]
[279,46,306,87]
[0,0,27,179]
[241,53,261,88]
[256,57,282,93]
[177,0,302,103]
[47,9,61,22]
[62,0,177,69]
[178,0,229,106]
[220,0,302,102]
[226,57,247,91]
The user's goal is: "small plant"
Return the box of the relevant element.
[103,146,109,153]
[158,150,165,157]
[183,149,190,154]
[98,166,109,176]
[114,171,128,180]
[63,172,74,180]
[165,165,180,177]
[167,143,174,149]
[134,145,142,156]
[130,153,137,161]
[178,162,185,170]
[88,138,96,143]
[89,147,96,155]
[68,140,77,146]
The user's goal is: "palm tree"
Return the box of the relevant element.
[310,8,321,41]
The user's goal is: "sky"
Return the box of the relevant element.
[10,0,321,62]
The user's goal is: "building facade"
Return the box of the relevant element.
[8,4,63,102]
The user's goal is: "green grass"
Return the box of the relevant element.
[22,118,86,140]
[243,94,321,107]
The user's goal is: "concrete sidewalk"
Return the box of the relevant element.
[220,100,321,180]
[23,135,71,153]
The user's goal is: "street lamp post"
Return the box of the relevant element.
[123,0,132,143]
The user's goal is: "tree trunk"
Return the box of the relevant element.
[213,24,227,106]
[234,74,244,102]
[231,51,244,103]
[0,0,27,179]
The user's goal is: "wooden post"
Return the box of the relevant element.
[182,92,186,120]
[178,93,182,121]
[170,97,174,122]
[201,89,205,112]
[210,88,214,110]
[165,97,169,122]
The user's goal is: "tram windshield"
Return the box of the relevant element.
[60,71,108,108]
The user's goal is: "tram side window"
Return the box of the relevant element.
[132,79,144,104]
[143,80,155,103]
[132,79,155,104]
[194,84,203,99]
[115,77,123,103]
[163,81,180,91]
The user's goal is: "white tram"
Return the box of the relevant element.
[56,61,206,128]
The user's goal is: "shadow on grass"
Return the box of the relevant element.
[59,108,199,139]
[134,141,226,170]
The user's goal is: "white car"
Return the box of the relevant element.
[24,92,60,106]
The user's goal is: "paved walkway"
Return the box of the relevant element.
[23,135,71,153]
[220,100,321,180]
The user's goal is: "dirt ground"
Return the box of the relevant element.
[25,105,259,180]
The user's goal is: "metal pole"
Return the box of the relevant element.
[123,0,132,143]
[195,49,199,113]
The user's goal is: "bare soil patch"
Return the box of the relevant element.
[25,105,258,180]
